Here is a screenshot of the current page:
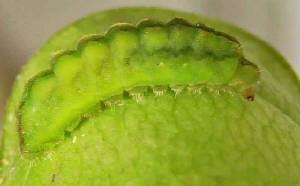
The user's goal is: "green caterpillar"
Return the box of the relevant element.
[19,18,258,155]
[1,7,299,186]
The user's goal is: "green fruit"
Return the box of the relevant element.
[1,7,299,186]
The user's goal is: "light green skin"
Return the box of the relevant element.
[1,7,299,186]
[20,17,257,155]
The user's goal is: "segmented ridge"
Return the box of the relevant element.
[52,18,241,63]
[17,18,259,156]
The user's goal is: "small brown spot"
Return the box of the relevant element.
[51,173,56,183]
[247,95,254,101]
[242,87,255,101]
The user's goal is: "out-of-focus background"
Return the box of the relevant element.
[0,0,299,127]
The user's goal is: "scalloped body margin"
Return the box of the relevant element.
[18,18,258,155]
